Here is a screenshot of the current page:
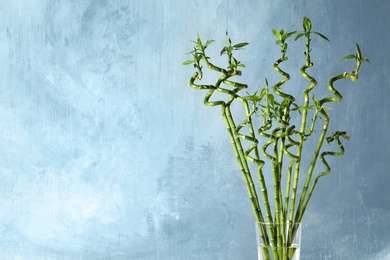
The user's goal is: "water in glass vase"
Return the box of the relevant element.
[257,245,300,260]
[255,222,302,260]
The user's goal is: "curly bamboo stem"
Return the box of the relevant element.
[294,73,348,223]
[289,43,316,226]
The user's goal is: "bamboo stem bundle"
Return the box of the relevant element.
[184,17,370,260]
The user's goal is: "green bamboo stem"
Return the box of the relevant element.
[189,57,265,225]
[272,54,298,259]
[289,62,316,225]
[294,111,328,220]
[223,104,263,219]
[225,99,279,260]
[216,74,264,223]
[235,99,275,257]
[221,102,272,260]
[267,36,300,257]
[287,31,318,248]
[189,34,276,258]
[301,131,347,216]
[261,127,295,259]
[226,103,263,217]
[282,129,300,255]
[235,101,275,225]
[272,134,282,252]
[294,73,348,223]
[283,127,300,222]
[261,137,280,257]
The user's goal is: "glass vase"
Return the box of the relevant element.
[255,222,301,260]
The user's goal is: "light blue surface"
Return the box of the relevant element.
[0,1,389,259]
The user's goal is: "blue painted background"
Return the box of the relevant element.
[0,0,389,259]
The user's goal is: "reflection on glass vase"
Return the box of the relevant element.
[255,222,301,260]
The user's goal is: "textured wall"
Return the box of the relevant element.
[0,0,389,259]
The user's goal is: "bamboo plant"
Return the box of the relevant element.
[183,17,370,260]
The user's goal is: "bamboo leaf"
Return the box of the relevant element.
[232,57,237,66]
[272,28,282,40]
[233,42,249,49]
[260,88,267,99]
[280,98,289,108]
[313,32,330,42]
[342,133,351,140]
[292,105,313,111]
[291,103,301,114]
[294,32,305,41]
[303,16,312,32]
[182,60,194,65]
[220,47,227,56]
[362,58,372,63]
[356,43,362,59]
[287,31,297,38]
[267,94,275,107]
[204,40,215,48]
[340,54,356,61]
[186,49,196,55]
[196,33,203,47]
[326,136,334,144]
[242,95,263,102]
